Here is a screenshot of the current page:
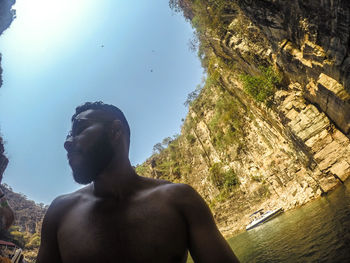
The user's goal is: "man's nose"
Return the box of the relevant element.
[64,137,73,152]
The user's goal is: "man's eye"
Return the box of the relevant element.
[74,125,88,135]
[72,122,89,136]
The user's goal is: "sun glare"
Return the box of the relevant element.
[3,0,99,58]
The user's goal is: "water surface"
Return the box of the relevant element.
[229,180,350,262]
[189,180,350,262]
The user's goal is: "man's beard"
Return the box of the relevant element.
[71,136,114,185]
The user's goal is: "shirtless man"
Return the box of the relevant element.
[37,102,239,263]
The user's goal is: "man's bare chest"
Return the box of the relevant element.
[57,198,188,263]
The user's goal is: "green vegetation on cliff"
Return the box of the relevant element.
[170,0,235,34]
[2,225,40,249]
[0,184,46,262]
[170,0,237,69]
[136,0,261,204]
[209,162,239,191]
[171,0,282,106]
[240,66,282,106]
[136,63,245,202]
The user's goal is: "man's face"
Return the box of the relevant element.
[64,109,115,184]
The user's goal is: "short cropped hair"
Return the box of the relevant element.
[72,101,131,146]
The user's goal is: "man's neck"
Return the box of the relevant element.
[92,157,138,200]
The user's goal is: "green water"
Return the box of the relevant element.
[189,180,350,262]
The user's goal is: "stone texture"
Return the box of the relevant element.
[0,0,15,36]
[0,0,16,236]
[305,75,350,135]
[330,160,350,182]
[0,137,8,183]
[0,0,16,88]
[235,0,350,136]
[0,0,15,183]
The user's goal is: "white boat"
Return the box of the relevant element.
[246,208,283,230]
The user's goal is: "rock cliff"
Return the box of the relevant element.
[0,0,15,183]
[0,137,8,184]
[0,184,46,263]
[136,0,350,236]
[236,0,350,136]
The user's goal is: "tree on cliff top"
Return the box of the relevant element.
[169,0,194,20]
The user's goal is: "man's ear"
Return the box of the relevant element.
[110,120,122,139]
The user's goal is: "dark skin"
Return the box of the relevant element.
[37,109,240,263]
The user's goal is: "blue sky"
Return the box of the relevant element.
[0,0,203,204]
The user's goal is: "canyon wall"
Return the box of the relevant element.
[0,184,46,262]
[236,0,350,135]
[136,0,350,236]
[0,0,15,183]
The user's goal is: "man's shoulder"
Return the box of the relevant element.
[141,179,201,206]
[147,182,211,223]
[157,181,197,197]
[140,176,190,191]
[47,185,92,216]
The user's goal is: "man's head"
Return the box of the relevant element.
[64,102,130,184]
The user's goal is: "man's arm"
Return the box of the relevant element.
[174,184,240,263]
[36,198,63,263]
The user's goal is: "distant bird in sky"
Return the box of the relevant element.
[150,69,153,72]
[101,45,104,48]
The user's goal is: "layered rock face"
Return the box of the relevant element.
[237,0,350,136]
[0,0,15,36]
[137,0,350,236]
[0,0,16,237]
[0,0,15,183]
[218,1,350,234]
[217,1,350,234]
[219,0,350,191]
[0,138,8,184]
